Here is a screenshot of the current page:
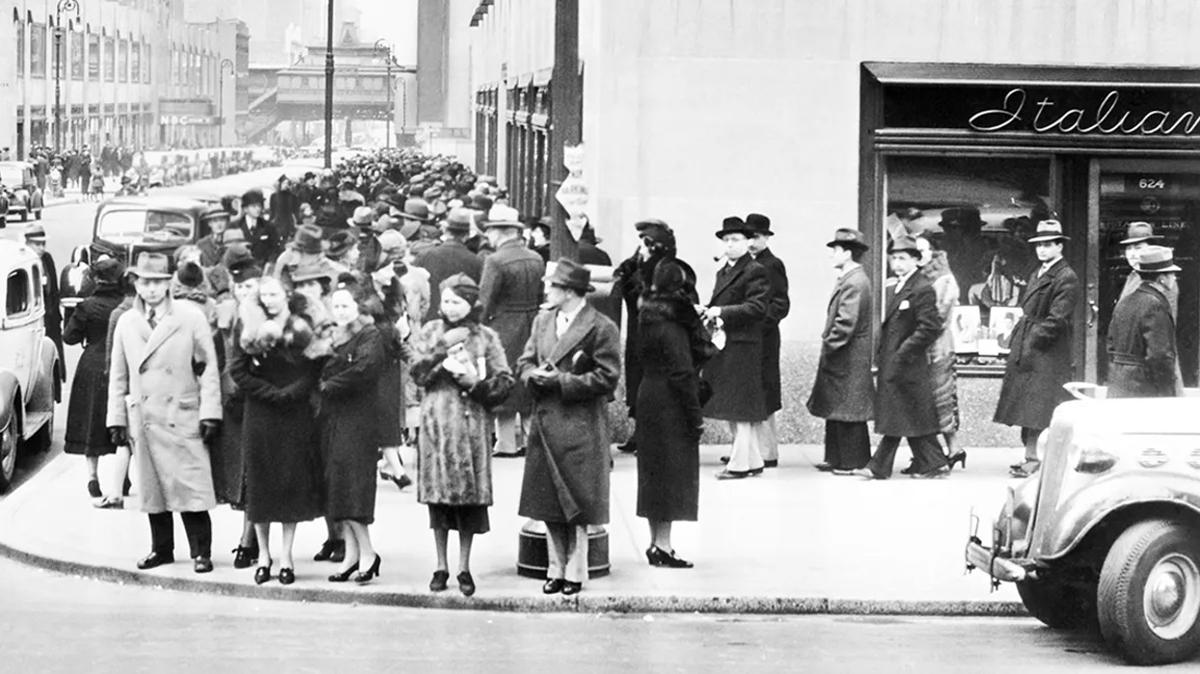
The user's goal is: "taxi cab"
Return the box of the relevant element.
[0,239,60,492]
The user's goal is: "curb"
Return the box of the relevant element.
[0,537,1030,617]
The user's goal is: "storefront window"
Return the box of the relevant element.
[30,23,46,78]
[70,31,82,80]
[885,155,1054,364]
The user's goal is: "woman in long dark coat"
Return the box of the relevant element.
[63,258,125,502]
[635,258,709,568]
[319,286,386,584]
[231,276,324,585]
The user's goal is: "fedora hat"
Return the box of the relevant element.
[1134,245,1182,274]
[1028,219,1070,243]
[1119,221,1159,245]
[483,204,523,230]
[291,262,336,284]
[826,228,869,251]
[745,213,773,236]
[888,235,920,256]
[127,251,173,280]
[23,224,46,243]
[444,207,474,234]
[399,198,432,222]
[715,216,755,239]
[326,231,357,259]
[91,257,126,286]
[348,205,375,228]
[544,258,594,293]
[291,224,325,255]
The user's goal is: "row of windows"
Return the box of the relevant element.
[16,22,153,84]
[278,75,388,91]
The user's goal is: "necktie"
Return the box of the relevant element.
[147,308,157,330]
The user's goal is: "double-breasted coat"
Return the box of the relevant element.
[874,272,941,437]
[754,247,790,414]
[63,286,124,456]
[517,304,621,526]
[994,258,1081,430]
[413,239,484,322]
[701,255,771,422]
[1107,282,1178,398]
[807,264,875,422]
[479,237,545,416]
[106,297,222,513]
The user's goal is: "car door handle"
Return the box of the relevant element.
[1087,300,1099,328]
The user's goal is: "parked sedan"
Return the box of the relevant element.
[0,162,45,223]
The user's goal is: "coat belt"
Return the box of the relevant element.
[1108,352,1143,366]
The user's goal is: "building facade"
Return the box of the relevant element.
[459,0,1200,444]
[1,0,246,157]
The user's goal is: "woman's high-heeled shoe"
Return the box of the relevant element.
[947,451,967,470]
[646,545,694,569]
[354,555,382,584]
[391,474,413,491]
[327,561,359,583]
[278,567,295,585]
[254,562,273,585]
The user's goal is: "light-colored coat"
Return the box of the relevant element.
[807,264,874,422]
[107,296,222,513]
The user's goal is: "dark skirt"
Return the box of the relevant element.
[929,354,960,434]
[63,344,116,457]
[427,504,490,534]
[243,398,324,524]
[635,375,700,522]
[209,401,246,508]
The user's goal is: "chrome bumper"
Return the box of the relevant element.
[965,539,1028,583]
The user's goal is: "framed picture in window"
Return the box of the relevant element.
[990,307,1024,354]
[950,305,980,354]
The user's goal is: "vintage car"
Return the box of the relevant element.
[0,161,45,223]
[966,388,1200,665]
[86,195,227,267]
[0,240,61,492]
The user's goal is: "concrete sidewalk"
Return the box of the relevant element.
[0,443,1028,615]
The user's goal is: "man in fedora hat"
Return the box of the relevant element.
[855,236,949,480]
[704,216,772,479]
[107,252,223,573]
[1117,221,1166,302]
[413,207,483,322]
[479,204,546,458]
[745,213,789,468]
[196,207,235,268]
[1107,245,1181,398]
[994,219,1081,478]
[233,189,281,267]
[808,229,875,473]
[517,258,621,595]
[24,224,64,370]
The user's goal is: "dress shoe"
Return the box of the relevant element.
[616,440,637,454]
[1010,460,1041,478]
[911,466,950,479]
[715,468,761,480]
[947,451,968,470]
[543,578,565,594]
[328,562,359,583]
[87,479,102,498]
[314,539,345,562]
[719,455,730,464]
[830,468,860,476]
[193,557,214,574]
[853,468,887,480]
[254,563,273,585]
[561,581,583,596]
[815,462,835,472]
[899,464,918,475]
[646,545,694,569]
[457,571,476,597]
[136,551,174,570]
[354,555,382,584]
[390,473,413,491]
[492,448,526,459]
[232,545,259,569]
[93,496,124,509]
[763,460,779,469]
[429,569,450,592]
[278,567,295,585]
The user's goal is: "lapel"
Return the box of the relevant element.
[710,255,748,303]
[548,304,596,366]
[1025,258,1063,299]
[138,299,182,367]
[1139,283,1175,326]
[884,274,914,324]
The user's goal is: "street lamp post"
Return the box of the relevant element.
[54,0,81,154]
[374,39,393,150]
[323,0,335,169]
[218,58,234,146]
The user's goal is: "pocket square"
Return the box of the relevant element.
[899,300,910,310]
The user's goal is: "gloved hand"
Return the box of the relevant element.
[108,426,128,447]
[200,420,221,444]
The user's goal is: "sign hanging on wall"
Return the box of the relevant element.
[556,142,589,240]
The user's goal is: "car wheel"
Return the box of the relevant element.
[0,420,17,494]
[1098,519,1200,665]
[1017,576,1098,629]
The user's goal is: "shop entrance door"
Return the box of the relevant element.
[1089,159,1200,387]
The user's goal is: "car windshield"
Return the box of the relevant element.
[97,210,193,243]
[0,167,24,186]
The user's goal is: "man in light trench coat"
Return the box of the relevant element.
[107,252,223,573]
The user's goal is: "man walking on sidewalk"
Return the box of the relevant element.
[1107,245,1181,399]
[107,252,223,573]
[807,229,874,473]
[994,220,1080,478]
[855,236,948,480]
[746,213,789,468]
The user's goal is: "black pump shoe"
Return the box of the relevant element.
[354,555,382,584]
[542,578,565,594]
[328,562,359,582]
[646,545,694,569]
[254,563,273,585]
[232,545,258,569]
[278,567,295,585]
[947,451,967,470]
[313,539,345,562]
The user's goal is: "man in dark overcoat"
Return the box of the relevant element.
[412,208,483,322]
[807,229,874,473]
[24,226,64,374]
[994,220,1081,478]
[746,213,789,468]
[479,204,546,458]
[517,259,621,596]
[1107,245,1180,399]
[703,217,771,480]
[232,189,282,267]
[855,236,948,480]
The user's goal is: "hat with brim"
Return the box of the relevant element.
[91,257,126,286]
[291,263,336,284]
[1135,245,1182,274]
[126,252,173,279]
[444,208,473,234]
[348,205,375,228]
[227,258,263,284]
[715,216,755,239]
[826,228,868,251]
[399,198,432,222]
[291,224,325,255]
[1119,221,1159,246]
[745,213,773,236]
[887,235,920,256]
[544,258,594,293]
[23,224,47,243]
[483,204,523,230]
[1028,219,1070,243]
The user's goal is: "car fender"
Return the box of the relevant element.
[1034,474,1200,561]
[0,372,21,434]
[36,335,62,401]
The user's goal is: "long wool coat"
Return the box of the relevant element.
[701,255,771,422]
[807,264,875,422]
[994,259,1081,430]
[318,318,386,523]
[517,304,621,526]
[107,297,222,513]
[479,237,545,417]
[874,272,942,437]
[411,320,513,506]
[413,239,483,322]
[63,286,124,456]
[1107,282,1178,398]
[754,247,790,414]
